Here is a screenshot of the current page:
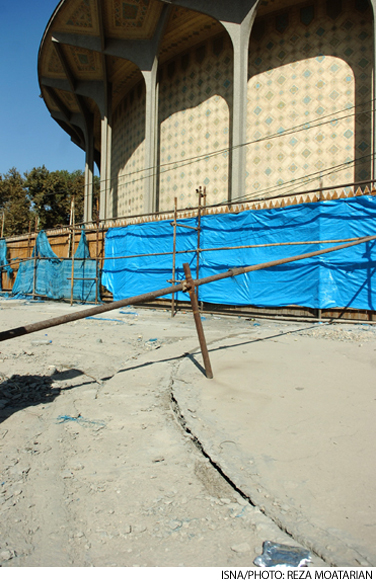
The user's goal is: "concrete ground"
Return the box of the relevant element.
[0,298,374,567]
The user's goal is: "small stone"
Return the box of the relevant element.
[70,462,84,471]
[132,525,147,534]
[61,470,73,479]
[220,498,232,504]
[152,456,165,463]
[231,543,251,553]
[0,549,13,561]
[75,532,84,538]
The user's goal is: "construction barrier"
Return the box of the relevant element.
[102,195,376,311]
[12,229,96,302]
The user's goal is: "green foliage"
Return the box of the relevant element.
[1,166,99,236]
[0,168,33,237]
[25,166,85,230]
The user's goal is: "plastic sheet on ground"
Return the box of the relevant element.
[12,229,96,302]
[101,195,376,310]
[254,541,311,568]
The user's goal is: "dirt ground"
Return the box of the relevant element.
[0,298,374,567]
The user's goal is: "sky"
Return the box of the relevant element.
[0,0,85,178]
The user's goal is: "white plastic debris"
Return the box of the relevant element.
[254,541,311,568]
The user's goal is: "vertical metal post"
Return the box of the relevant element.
[1,213,4,238]
[196,187,202,300]
[183,262,213,379]
[171,197,177,318]
[318,175,323,320]
[27,221,32,256]
[70,196,75,306]
[32,234,38,300]
[95,211,100,305]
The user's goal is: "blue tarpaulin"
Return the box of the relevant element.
[102,195,376,310]
[12,229,96,302]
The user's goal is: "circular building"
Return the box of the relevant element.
[38,0,376,223]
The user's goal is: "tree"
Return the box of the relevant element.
[0,167,99,236]
[25,166,86,230]
[0,168,33,237]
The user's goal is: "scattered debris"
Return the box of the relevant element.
[56,414,106,428]
[231,542,251,553]
[254,541,311,567]
[86,316,124,323]
[145,339,161,350]
[119,310,138,316]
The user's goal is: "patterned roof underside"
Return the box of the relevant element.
[39,0,309,147]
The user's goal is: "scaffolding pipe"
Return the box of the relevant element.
[95,213,99,304]
[183,262,213,379]
[1,233,375,343]
[3,234,374,272]
[171,197,177,318]
[70,196,75,306]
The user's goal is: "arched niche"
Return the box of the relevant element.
[246,0,373,198]
[111,76,146,218]
[157,32,233,210]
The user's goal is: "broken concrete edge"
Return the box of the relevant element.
[170,352,373,569]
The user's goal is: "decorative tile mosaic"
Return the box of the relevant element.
[113,0,149,28]
[111,60,143,110]
[56,89,80,113]
[66,46,102,79]
[111,84,146,217]
[246,0,373,198]
[53,0,99,35]
[159,7,222,65]
[66,0,93,28]
[47,45,65,76]
[108,0,161,39]
[158,35,233,211]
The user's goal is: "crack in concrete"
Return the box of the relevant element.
[168,355,373,568]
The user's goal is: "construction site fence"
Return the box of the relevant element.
[1,185,376,319]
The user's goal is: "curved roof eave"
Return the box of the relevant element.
[38,0,67,85]
[158,0,259,24]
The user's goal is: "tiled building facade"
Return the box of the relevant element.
[38,0,375,221]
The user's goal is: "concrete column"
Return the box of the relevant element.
[99,116,108,220]
[142,58,159,214]
[222,7,259,202]
[106,121,113,218]
[99,116,112,220]
[84,133,94,223]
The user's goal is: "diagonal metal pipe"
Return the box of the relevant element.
[1,234,375,343]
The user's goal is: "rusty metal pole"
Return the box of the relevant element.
[32,240,38,300]
[70,196,76,306]
[196,187,202,300]
[1,234,376,344]
[95,208,100,304]
[171,197,178,318]
[183,262,213,379]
